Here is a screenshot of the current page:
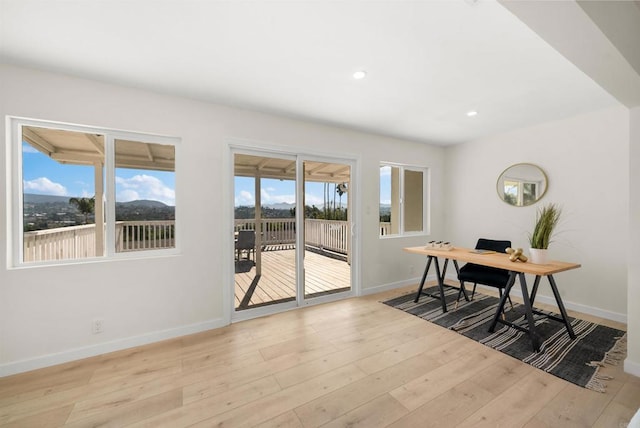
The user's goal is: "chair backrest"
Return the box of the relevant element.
[237,230,256,248]
[475,238,511,253]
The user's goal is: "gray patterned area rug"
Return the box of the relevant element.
[382,286,626,392]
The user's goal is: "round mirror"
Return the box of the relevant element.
[497,163,547,207]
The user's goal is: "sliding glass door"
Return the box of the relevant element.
[302,160,351,300]
[233,150,355,317]
[233,153,298,311]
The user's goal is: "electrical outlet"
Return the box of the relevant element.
[92,319,104,334]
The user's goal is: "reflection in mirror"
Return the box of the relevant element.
[497,163,547,207]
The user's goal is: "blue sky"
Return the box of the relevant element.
[22,143,176,205]
[235,177,347,207]
[234,169,390,207]
[379,166,391,205]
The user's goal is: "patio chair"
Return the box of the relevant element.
[235,230,256,262]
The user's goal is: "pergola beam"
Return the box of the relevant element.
[144,143,154,162]
[256,158,270,170]
[51,151,103,164]
[87,134,104,156]
[330,166,350,178]
[305,163,327,175]
[115,160,174,172]
[23,128,56,155]
[285,161,296,174]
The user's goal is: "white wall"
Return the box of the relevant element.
[3,64,633,377]
[0,65,445,375]
[444,107,630,320]
[627,106,640,377]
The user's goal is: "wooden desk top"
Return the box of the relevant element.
[403,246,580,276]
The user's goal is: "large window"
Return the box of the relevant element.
[379,163,428,237]
[9,118,178,266]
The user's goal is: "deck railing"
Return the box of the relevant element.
[23,224,97,262]
[234,218,297,245]
[304,219,348,254]
[234,218,349,254]
[116,221,175,252]
[23,220,175,262]
[379,222,392,236]
[24,218,349,262]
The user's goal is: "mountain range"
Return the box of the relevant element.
[24,193,172,208]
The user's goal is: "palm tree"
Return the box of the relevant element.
[332,183,337,219]
[323,182,329,220]
[69,196,95,224]
[336,183,347,220]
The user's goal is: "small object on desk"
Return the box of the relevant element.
[470,249,495,254]
[425,241,453,250]
[506,247,528,263]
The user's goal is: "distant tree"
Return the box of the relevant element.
[69,197,95,224]
[310,204,321,219]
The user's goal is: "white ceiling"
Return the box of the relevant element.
[0,0,624,145]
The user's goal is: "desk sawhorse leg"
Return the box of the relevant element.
[414,256,468,313]
[488,272,576,352]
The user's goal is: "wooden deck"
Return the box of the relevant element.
[235,246,351,310]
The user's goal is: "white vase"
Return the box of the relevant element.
[529,248,549,264]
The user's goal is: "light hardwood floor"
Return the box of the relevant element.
[1,283,639,427]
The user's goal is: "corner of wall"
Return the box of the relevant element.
[624,357,640,378]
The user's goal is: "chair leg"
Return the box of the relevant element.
[456,282,464,302]
[456,283,477,310]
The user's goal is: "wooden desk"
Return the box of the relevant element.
[403,246,581,351]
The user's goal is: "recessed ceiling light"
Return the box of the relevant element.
[466,110,478,117]
[353,70,367,80]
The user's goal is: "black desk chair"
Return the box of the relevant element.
[235,230,256,262]
[457,238,513,309]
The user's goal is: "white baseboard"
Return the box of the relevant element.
[443,274,627,324]
[360,275,437,296]
[0,318,227,378]
[624,358,640,378]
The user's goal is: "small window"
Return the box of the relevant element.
[379,163,428,237]
[10,118,178,266]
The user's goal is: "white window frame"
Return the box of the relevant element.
[379,162,429,238]
[7,116,180,268]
